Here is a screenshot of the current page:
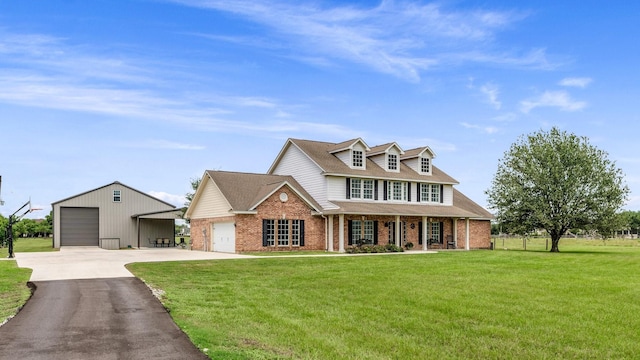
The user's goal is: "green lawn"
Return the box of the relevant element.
[0,261,32,324]
[127,245,640,359]
[0,237,57,257]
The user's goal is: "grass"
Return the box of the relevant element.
[127,242,640,359]
[0,261,32,325]
[0,237,57,257]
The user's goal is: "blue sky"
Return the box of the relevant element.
[1,0,639,218]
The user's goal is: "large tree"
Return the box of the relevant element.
[486,127,629,252]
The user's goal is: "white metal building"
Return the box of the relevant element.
[52,181,183,249]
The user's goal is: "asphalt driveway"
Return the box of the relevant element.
[0,247,253,359]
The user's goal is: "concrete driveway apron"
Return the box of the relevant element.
[0,247,251,360]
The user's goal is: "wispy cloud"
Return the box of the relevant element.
[147,191,187,206]
[480,82,501,110]
[172,0,544,81]
[559,77,592,88]
[460,122,499,134]
[0,29,354,139]
[520,91,587,113]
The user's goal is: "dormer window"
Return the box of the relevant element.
[352,150,363,168]
[388,154,398,171]
[421,157,431,174]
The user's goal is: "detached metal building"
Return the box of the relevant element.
[52,181,183,249]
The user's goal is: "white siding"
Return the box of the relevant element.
[403,158,419,174]
[327,176,346,201]
[271,144,332,209]
[189,179,233,219]
[53,183,174,248]
[334,150,351,167]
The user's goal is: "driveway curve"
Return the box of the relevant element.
[0,247,253,359]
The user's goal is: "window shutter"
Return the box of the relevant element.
[346,178,351,199]
[374,180,379,200]
[418,222,423,245]
[347,220,353,245]
[440,184,444,203]
[407,182,412,202]
[262,219,269,247]
[416,184,421,203]
[439,222,444,243]
[299,220,305,246]
[383,181,388,200]
[373,221,379,245]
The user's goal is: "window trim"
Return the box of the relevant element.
[421,157,431,174]
[263,219,305,247]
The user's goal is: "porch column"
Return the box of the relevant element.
[328,215,334,252]
[453,218,458,249]
[395,215,401,247]
[422,216,428,250]
[465,218,470,250]
[338,214,345,253]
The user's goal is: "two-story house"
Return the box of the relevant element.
[185,138,493,253]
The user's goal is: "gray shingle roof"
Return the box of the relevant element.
[288,138,459,184]
[206,171,322,212]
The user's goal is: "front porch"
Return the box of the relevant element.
[326,214,478,252]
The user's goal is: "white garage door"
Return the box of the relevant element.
[213,222,235,253]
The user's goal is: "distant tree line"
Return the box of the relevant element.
[0,211,53,246]
[492,210,640,238]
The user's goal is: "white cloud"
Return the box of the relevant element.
[460,122,499,134]
[480,82,501,109]
[559,77,592,88]
[147,191,187,207]
[173,0,544,81]
[520,91,587,113]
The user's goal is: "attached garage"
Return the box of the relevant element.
[60,207,99,246]
[212,222,235,253]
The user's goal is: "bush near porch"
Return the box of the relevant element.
[127,245,640,359]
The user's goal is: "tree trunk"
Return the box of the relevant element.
[550,235,561,252]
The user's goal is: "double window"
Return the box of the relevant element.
[349,220,377,245]
[348,178,375,200]
[263,219,305,247]
[386,181,408,201]
[419,183,443,203]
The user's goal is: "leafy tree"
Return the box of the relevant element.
[185,177,202,208]
[0,215,7,246]
[486,127,629,252]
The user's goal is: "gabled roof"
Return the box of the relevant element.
[52,181,176,208]
[203,171,322,213]
[278,139,458,184]
[327,189,493,219]
[401,146,436,160]
[328,138,370,153]
[367,142,404,157]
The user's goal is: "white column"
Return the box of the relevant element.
[328,215,334,252]
[422,216,428,250]
[338,214,345,253]
[465,218,470,250]
[395,215,401,247]
[453,218,458,249]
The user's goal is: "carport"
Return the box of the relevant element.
[133,208,184,248]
